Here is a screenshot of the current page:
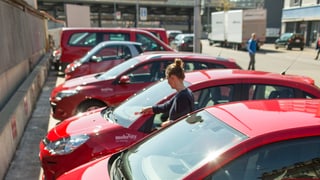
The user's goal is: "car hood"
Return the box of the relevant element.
[47,108,117,141]
[61,73,105,88]
[57,155,111,180]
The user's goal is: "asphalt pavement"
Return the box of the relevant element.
[3,42,320,180]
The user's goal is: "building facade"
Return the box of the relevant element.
[282,0,320,47]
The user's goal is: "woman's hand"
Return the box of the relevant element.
[161,120,172,127]
[140,106,153,114]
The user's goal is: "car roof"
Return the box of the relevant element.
[136,51,235,62]
[61,27,153,34]
[138,27,166,31]
[176,33,194,37]
[183,69,316,86]
[204,99,320,140]
[167,30,182,33]
[99,41,142,46]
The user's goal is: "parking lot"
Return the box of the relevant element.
[4,41,320,180]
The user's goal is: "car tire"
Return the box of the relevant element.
[77,100,106,114]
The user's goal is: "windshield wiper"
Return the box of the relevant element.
[103,107,118,123]
[115,152,126,180]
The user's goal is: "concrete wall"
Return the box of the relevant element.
[0,0,48,179]
[0,0,47,108]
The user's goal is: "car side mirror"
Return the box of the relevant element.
[119,75,130,84]
[91,56,101,62]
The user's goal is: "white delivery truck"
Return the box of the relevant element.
[208,9,266,50]
[208,11,226,46]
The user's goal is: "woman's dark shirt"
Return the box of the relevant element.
[152,88,194,121]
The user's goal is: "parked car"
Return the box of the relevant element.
[166,30,182,44]
[57,99,320,180]
[58,27,174,72]
[171,33,202,52]
[275,33,305,50]
[50,52,241,120]
[40,69,320,179]
[64,41,143,80]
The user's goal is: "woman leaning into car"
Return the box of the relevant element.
[140,58,195,127]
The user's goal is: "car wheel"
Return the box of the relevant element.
[77,100,106,114]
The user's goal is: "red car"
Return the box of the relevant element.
[139,27,169,44]
[58,27,174,72]
[40,69,320,179]
[50,52,241,120]
[64,41,143,80]
[57,99,320,180]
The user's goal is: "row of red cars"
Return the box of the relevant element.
[40,27,320,179]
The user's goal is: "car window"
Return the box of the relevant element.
[248,84,295,100]
[102,33,130,41]
[126,61,168,83]
[96,45,117,56]
[174,34,184,41]
[210,136,320,180]
[194,85,235,109]
[302,91,316,99]
[68,32,97,46]
[169,32,181,38]
[279,33,292,40]
[134,44,144,54]
[98,57,140,80]
[183,36,193,42]
[136,33,163,51]
[94,45,126,61]
[184,62,226,71]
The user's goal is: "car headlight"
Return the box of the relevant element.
[56,89,79,101]
[45,134,90,155]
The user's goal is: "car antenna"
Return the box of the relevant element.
[281,51,303,75]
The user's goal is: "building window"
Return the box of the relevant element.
[293,0,301,6]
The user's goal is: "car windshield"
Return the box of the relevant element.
[79,42,105,63]
[114,110,247,179]
[174,34,184,41]
[109,79,191,127]
[280,33,292,40]
[97,57,140,80]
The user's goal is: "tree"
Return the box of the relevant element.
[214,0,234,11]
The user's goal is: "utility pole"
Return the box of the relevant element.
[194,0,202,53]
[135,0,139,27]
